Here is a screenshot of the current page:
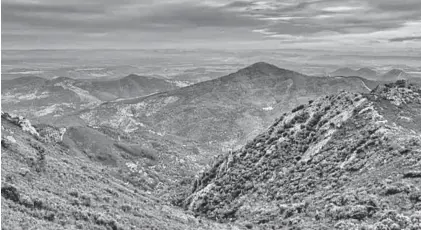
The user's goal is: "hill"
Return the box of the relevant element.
[1,74,180,121]
[331,67,378,79]
[76,62,377,153]
[1,112,239,230]
[356,68,378,79]
[184,80,421,229]
[380,69,413,81]
[331,67,359,77]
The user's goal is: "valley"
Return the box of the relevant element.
[2,62,421,229]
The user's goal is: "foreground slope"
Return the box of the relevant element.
[77,62,376,152]
[185,80,421,229]
[1,113,239,230]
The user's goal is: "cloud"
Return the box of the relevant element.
[2,0,421,49]
[389,36,421,42]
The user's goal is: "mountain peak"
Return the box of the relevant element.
[387,69,405,74]
[331,67,357,76]
[357,67,377,74]
[238,62,286,74]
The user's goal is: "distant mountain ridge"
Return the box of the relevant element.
[330,67,416,81]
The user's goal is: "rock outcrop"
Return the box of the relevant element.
[1,112,39,137]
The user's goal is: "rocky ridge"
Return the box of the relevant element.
[184,80,421,229]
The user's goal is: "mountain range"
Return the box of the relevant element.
[72,62,377,153]
[2,62,381,203]
[3,78,420,229]
[3,57,421,229]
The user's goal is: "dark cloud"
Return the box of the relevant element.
[389,36,421,42]
[225,1,254,8]
[371,0,421,13]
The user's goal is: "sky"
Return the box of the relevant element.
[2,0,421,51]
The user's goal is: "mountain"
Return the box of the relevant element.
[75,62,377,153]
[1,74,180,121]
[380,69,413,81]
[331,67,358,77]
[331,67,378,79]
[356,67,378,79]
[184,80,421,229]
[1,112,239,229]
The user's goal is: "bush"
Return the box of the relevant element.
[1,185,20,203]
[292,105,305,113]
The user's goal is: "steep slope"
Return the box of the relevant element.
[184,80,421,229]
[1,112,239,230]
[77,62,377,152]
[1,74,179,121]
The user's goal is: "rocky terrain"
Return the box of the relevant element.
[1,74,180,122]
[185,80,421,229]
[1,112,242,230]
[73,62,376,153]
[2,70,421,229]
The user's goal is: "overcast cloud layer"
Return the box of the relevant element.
[2,0,421,50]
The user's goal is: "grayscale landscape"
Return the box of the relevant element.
[2,0,421,229]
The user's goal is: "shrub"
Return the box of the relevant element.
[121,204,132,212]
[292,105,305,113]
[1,185,20,203]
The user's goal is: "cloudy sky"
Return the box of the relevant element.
[2,0,421,50]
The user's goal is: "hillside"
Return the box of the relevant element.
[76,62,377,153]
[184,80,421,229]
[1,112,239,230]
[1,74,179,121]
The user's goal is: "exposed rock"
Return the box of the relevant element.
[1,112,39,137]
